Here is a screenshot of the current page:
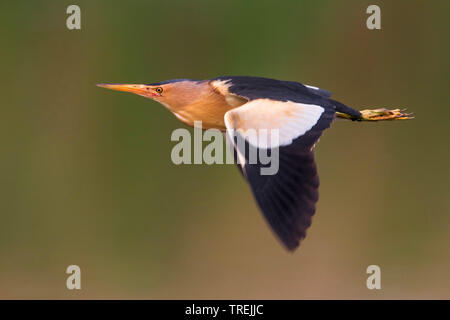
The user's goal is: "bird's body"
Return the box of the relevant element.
[98,76,412,251]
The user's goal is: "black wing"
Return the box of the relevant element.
[213,75,332,103]
[221,78,336,250]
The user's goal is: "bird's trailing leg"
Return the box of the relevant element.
[336,108,413,121]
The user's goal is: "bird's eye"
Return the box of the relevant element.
[155,87,163,94]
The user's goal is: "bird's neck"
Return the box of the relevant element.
[166,82,246,130]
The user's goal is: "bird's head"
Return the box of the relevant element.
[97,79,207,112]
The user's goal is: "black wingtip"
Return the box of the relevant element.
[244,149,319,252]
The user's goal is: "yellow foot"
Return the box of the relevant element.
[360,108,414,121]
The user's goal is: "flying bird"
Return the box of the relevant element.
[97,76,412,251]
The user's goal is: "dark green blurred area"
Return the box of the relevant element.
[0,0,449,299]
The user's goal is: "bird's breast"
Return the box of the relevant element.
[173,91,247,130]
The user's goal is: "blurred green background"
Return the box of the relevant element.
[0,0,449,299]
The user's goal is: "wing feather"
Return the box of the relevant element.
[224,95,335,250]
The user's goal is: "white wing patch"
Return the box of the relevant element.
[224,99,324,149]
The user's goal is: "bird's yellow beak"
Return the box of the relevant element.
[96,83,158,97]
